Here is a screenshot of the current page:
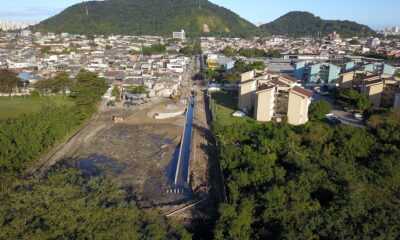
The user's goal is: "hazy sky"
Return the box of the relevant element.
[1,0,399,30]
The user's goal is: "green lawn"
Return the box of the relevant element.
[211,91,254,126]
[0,96,73,121]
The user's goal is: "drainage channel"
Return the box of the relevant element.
[174,97,195,187]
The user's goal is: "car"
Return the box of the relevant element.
[354,113,363,119]
[107,101,115,107]
[232,111,246,117]
[123,101,135,107]
[326,113,334,117]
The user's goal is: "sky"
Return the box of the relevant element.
[0,0,399,30]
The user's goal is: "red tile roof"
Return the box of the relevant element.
[257,85,275,92]
[291,86,313,98]
[270,79,290,87]
[280,75,298,83]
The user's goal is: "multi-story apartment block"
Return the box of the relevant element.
[294,61,341,84]
[360,75,400,107]
[238,70,313,125]
[340,62,396,89]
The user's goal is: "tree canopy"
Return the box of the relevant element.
[0,69,20,95]
[0,168,191,240]
[70,71,108,118]
[260,11,376,37]
[212,108,400,239]
[309,100,332,120]
[35,0,260,38]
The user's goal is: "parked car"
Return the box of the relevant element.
[232,111,246,117]
[107,101,115,107]
[123,101,135,107]
[354,113,363,119]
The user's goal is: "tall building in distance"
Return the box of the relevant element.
[173,30,186,40]
[367,37,381,48]
[0,21,30,31]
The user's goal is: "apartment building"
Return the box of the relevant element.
[238,70,313,125]
[294,61,341,84]
[360,75,400,107]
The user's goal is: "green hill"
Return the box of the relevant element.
[35,0,260,37]
[260,11,376,37]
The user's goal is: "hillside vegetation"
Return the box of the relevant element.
[36,0,260,37]
[260,11,376,37]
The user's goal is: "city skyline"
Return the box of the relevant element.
[0,0,399,30]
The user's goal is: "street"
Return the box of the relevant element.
[313,92,365,127]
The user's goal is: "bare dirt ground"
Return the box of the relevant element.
[27,98,196,207]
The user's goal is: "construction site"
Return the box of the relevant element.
[24,55,224,238]
[27,87,223,223]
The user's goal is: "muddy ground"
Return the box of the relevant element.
[29,98,199,207]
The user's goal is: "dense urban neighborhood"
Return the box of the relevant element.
[0,0,400,239]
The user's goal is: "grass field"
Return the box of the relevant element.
[211,91,254,126]
[0,96,73,121]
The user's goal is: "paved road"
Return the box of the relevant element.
[313,93,365,127]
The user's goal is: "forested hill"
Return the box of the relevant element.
[260,11,376,37]
[35,0,260,37]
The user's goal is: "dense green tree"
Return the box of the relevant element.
[70,71,108,118]
[0,106,81,189]
[260,11,376,37]
[212,108,400,239]
[111,86,121,98]
[0,168,191,240]
[132,85,148,94]
[142,44,167,56]
[35,72,74,95]
[35,0,260,38]
[349,39,360,45]
[334,88,373,111]
[223,47,236,57]
[179,46,192,56]
[309,100,332,120]
[205,68,222,81]
[0,69,20,95]
[223,72,240,84]
[40,46,52,54]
